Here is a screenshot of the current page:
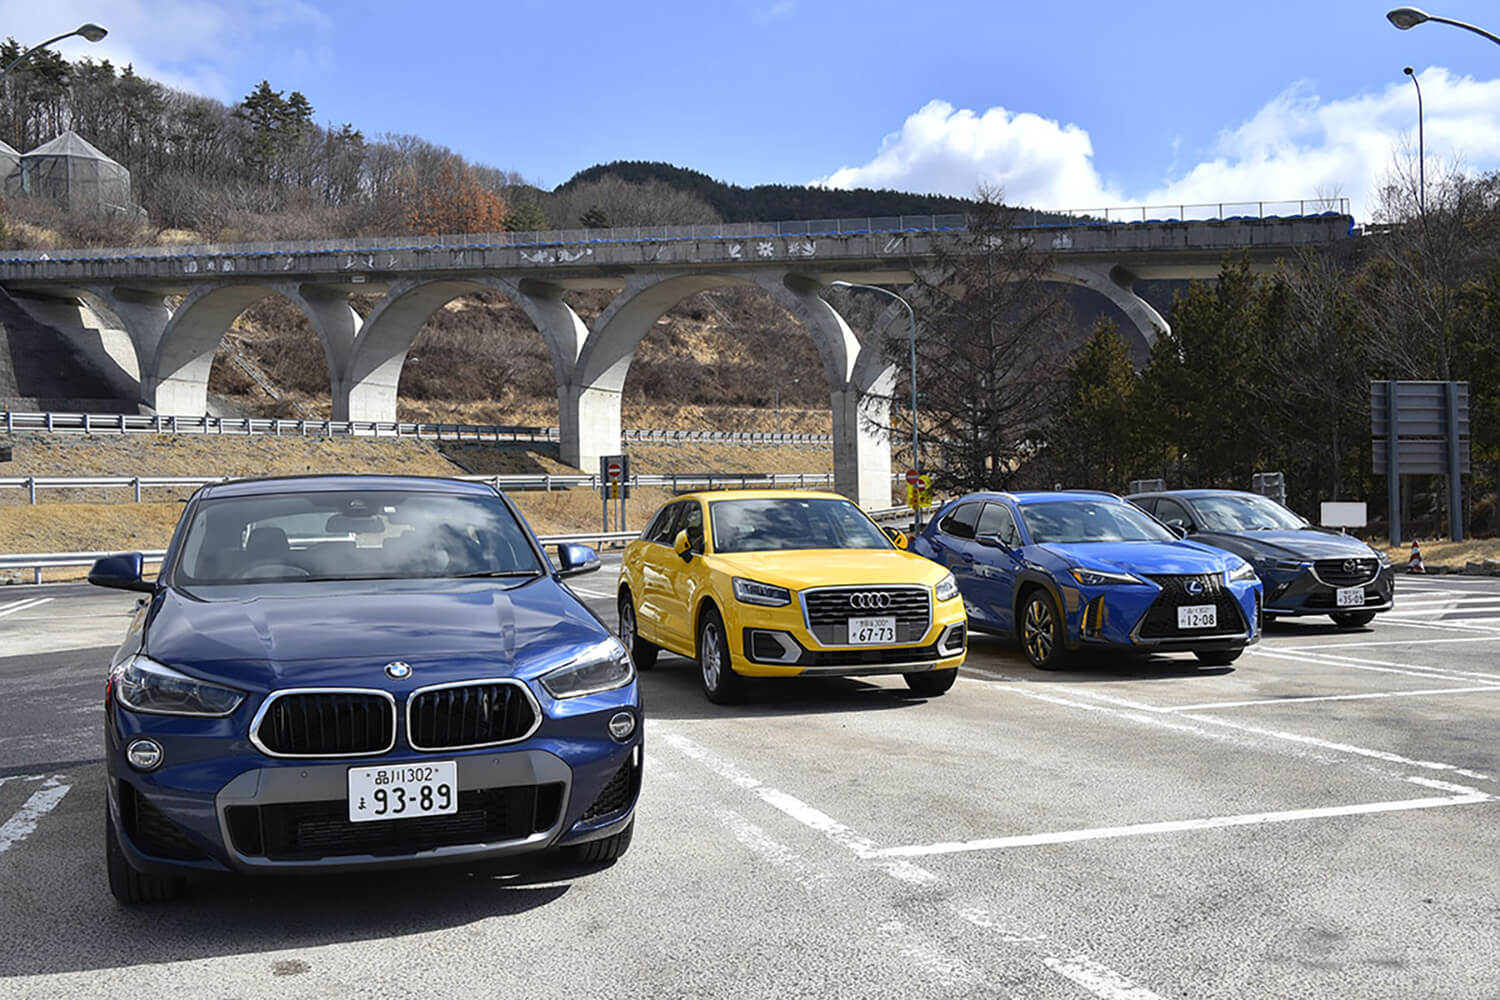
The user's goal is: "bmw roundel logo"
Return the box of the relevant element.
[1185,579,1206,597]
[384,661,413,680]
[849,592,892,610]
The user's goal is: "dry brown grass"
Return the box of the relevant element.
[1376,538,1500,568]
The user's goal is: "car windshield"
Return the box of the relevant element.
[710,497,891,553]
[1020,499,1177,544]
[1192,494,1307,532]
[173,489,543,584]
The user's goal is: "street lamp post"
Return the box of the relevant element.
[1403,66,1425,214]
[0,24,108,83]
[1387,7,1500,46]
[830,280,921,526]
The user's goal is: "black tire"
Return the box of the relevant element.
[106,807,179,905]
[697,607,745,704]
[1194,648,1243,666]
[617,590,658,669]
[1019,588,1067,670]
[903,668,958,696]
[561,819,634,865]
[1330,610,1377,628]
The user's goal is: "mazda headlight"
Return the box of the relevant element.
[540,637,635,699]
[935,572,959,602]
[1371,547,1391,567]
[733,577,791,607]
[1069,567,1143,586]
[112,655,244,717]
[1257,557,1310,573]
[1227,560,1258,583]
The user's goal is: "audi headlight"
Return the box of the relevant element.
[935,572,959,602]
[1069,567,1143,586]
[1227,560,1258,583]
[732,577,791,607]
[540,637,635,699]
[112,655,244,717]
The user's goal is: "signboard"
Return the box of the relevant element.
[1128,478,1165,495]
[599,454,629,500]
[905,473,932,511]
[1251,472,1286,506]
[1320,502,1368,530]
[1371,380,1469,544]
[905,469,920,486]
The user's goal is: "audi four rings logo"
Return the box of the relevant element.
[848,592,892,610]
[1185,579,1206,596]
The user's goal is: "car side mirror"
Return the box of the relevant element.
[88,552,154,592]
[673,529,694,562]
[555,543,600,578]
[976,532,1013,550]
[883,527,908,550]
[1165,521,1189,539]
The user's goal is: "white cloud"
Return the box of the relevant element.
[814,72,1500,221]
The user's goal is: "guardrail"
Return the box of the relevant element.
[0,411,833,446]
[0,470,852,503]
[0,507,924,585]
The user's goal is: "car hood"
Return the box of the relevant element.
[143,577,607,690]
[1036,540,1231,575]
[708,548,946,590]
[1196,529,1377,561]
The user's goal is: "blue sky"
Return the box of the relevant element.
[6,0,1500,219]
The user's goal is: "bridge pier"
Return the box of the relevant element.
[1049,262,1169,352]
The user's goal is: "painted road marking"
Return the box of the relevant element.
[874,776,1492,858]
[1250,647,1500,684]
[0,597,52,619]
[0,776,71,855]
[566,585,615,600]
[658,729,1167,1000]
[1381,601,1500,616]
[1275,635,1500,652]
[1164,685,1500,712]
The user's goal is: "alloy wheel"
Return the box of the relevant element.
[701,621,723,691]
[1024,598,1054,664]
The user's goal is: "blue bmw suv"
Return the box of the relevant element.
[913,491,1262,669]
[89,475,641,903]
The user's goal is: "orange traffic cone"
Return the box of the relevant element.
[1408,540,1425,574]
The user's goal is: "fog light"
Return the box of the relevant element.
[608,711,636,742]
[125,739,163,771]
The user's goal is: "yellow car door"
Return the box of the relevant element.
[660,500,710,651]
[634,501,684,649]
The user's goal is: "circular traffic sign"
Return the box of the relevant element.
[607,462,623,479]
[905,469,920,485]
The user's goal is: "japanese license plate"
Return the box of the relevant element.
[1177,605,1218,629]
[847,616,897,644]
[1336,586,1365,607]
[347,760,457,823]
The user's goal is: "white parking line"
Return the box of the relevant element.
[1381,602,1500,617]
[566,585,616,600]
[1276,635,1500,652]
[874,776,1492,858]
[0,776,71,855]
[1165,685,1500,711]
[0,597,52,619]
[658,729,1167,1000]
[1250,646,1500,684]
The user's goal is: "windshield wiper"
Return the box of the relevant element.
[452,569,544,579]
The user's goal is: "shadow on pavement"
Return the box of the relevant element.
[963,633,1236,682]
[637,654,939,721]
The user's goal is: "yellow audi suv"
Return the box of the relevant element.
[618,490,966,703]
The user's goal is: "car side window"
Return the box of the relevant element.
[1155,498,1191,527]
[977,503,1020,546]
[939,502,981,540]
[647,503,682,545]
[1131,497,1158,515]
[680,502,705,552]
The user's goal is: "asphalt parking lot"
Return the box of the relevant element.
[1,562,1496,999]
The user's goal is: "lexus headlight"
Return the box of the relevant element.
[935,572,959,602]
[540,637,635,699]
[1069,568,1143,586]
[732,577,791,607]
[1227,560,1258,583]
[112,655,245,717]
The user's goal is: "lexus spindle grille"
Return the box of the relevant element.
[1138,574,1245,639]
[802,586,931,645]
[407,681,539,751]
[252,691,396,758]
[1314,558,1379,587]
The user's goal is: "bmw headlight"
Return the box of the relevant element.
[540,637,635,699]
[1069,567,1143,586]
[1227,560,1258,583]
[935,572,959,602]
[112,655,245,717]
[732,577,791,607]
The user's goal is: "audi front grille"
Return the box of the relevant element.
[801,586,931,646]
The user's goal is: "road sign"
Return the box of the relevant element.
[1371,380,1469,544]
[906,473,932,511]
[905,469,920,486]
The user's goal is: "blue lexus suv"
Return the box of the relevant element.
[913,491,1262,669]
[90,475,641,903]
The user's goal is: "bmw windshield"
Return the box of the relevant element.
[710,498,892,553]
[172,489,543,585]
[1192,494,1307,532]
[1020,499,1178,544]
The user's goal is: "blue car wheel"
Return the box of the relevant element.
[1020,589,1065,670]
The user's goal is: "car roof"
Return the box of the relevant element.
[952,490,1122,505]
[196,474,498,500]
[1127,489,1259,501]
[671,489,848,504]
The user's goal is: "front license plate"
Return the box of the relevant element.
[347,761,457,823]
[847,615,897,644]
[1336,586,1365,607]
[1177,605,1217,629]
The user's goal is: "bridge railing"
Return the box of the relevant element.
[0,201,1350,265]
